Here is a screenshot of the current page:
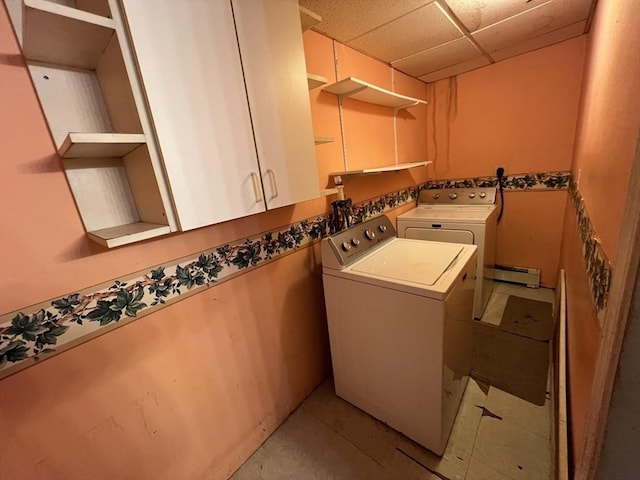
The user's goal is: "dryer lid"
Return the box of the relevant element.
[351,240,464,286]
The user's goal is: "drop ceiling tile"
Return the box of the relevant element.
[348,2,462,62]
[391,37,481,77]
[471,0,592,53]
[298,0,432,43]
[490,21,586,62]
[419,56,491,83]
[444,0,550,33]
[445,0,593,33]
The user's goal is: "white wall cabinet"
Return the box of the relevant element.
[120,0,319,231]
[8,0,319,246]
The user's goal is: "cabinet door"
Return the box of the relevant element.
[120,0,266,231]
[232,0,320,209]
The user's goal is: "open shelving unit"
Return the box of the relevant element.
[322,70,429,188]
[11,0,175,247]
[323,77,427,110]
[298,6,337,201]
[22,0,115,68]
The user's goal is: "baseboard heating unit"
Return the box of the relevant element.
[493,264,541,288]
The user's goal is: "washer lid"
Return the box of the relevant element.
[397,205,496,223]
[351,240,464,286]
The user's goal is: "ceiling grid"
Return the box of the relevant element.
[299,0,597,83]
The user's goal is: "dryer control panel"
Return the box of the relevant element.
[325,215,396,267]
[418,187,497,205]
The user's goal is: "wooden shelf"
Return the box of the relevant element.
[320,188,340,196]
[23,0,115,69]
[58,133,146,158]
[88,222,171,248]
[330,161,430,177]
[314,136,334,144]
[323,77,427,110]
[307,73,327,90]
[299,6,321,32]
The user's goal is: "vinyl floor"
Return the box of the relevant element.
[230,283,554,480]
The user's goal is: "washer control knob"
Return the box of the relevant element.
[341,241,351,251]
[433,193,440,199]
[479,192,486,198]
[351,238,360,247]
[378,225,387,233]
[449,193,458,199]
[468,193,476,199]
[364,229,376,240]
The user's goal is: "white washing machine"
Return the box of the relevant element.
[321,215,477,455]
[397,187,498,319]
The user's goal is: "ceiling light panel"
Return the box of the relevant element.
[489,21,587,62]
[419,56,491,83]
[444,0,554,32]
[348,2,462,62]
[391,37,482,77]
[471,0,593,53]
[298,0,433,43]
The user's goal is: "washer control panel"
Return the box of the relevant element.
[418,187,497,205]
[327,215,396,266]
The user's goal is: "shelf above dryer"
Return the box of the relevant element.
[307,73,327,90]
[330,161,430,178]
[299,5,321,32]
[314,136,334,144]
[323,77,427,110]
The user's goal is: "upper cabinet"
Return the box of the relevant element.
[120,0,319,231]
[232,0,319,210]
[8,0,319,245]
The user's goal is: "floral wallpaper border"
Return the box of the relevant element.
[0,186,419,379]
[568,176,612,314]
[0,170,578,379]
[424,170,570,191]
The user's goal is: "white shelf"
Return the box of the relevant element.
[307,73,327,90]
[58,133,146,158]
[323,77,427,110]
[88,222,171,248]
[314,136,334,144]
[23,0,115,69]
[299,5,321,32]
[330,161,430,177]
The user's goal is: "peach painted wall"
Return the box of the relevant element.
[0,245,330,479]
[496,191,567,287]
[560,0,640,469]
[560,202,601,469]
[0,9,428,479]
[427,37,587,287]
[569,0,640,262]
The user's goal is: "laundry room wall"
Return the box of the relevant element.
[426,37,587,287]
[559,0,640,470]
[0,5,428,479]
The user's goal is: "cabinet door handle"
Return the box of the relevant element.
[266,169,279,199]
[250,172,263,203]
